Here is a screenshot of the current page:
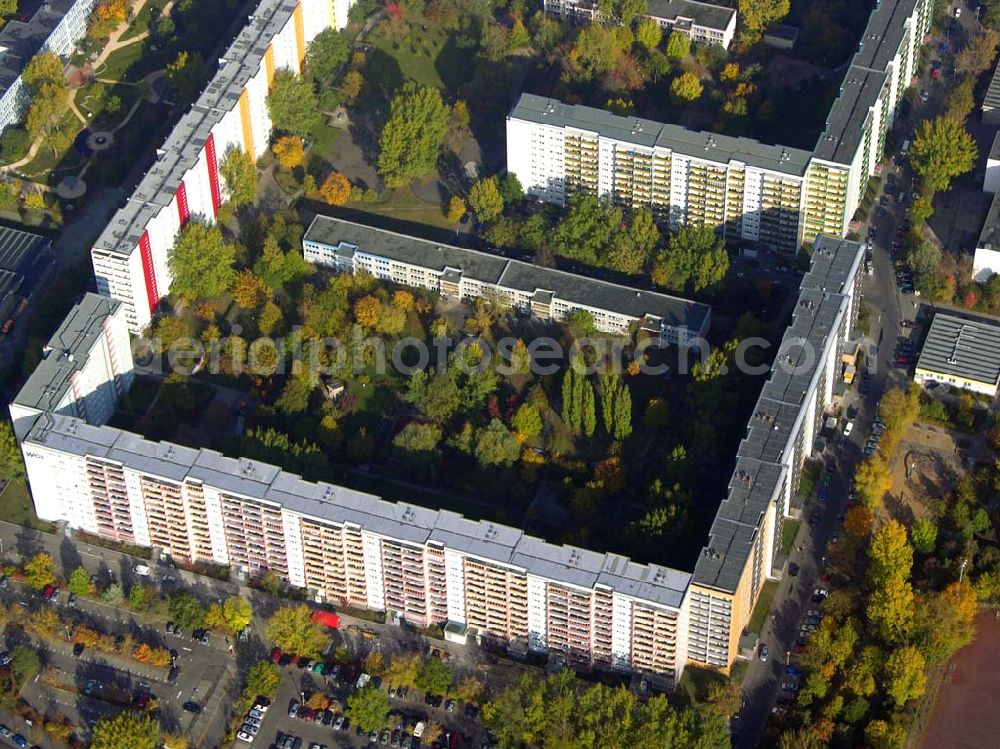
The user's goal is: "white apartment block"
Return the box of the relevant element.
[512,0,933,253]
[16,413,692,686]
[544,0,737,50]
[91,0,353,333]
[689,236,864,670]
[303,216,711,347]
[9,293,134,442]
[0,0,100,132]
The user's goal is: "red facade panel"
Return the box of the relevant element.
[205,133,221,216]
[139,231,159,315]
[176,181,190,226]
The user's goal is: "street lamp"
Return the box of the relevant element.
[959,558,968,583]
[786,650,790,666]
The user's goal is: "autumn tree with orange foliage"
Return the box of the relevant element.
[271,136,304,170]
[232,270,271,310]
[320,172,351,205]
[844,505,873,538]
[353,296,382,328]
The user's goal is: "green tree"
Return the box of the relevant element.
[378,83,449,188]
[168,222,236,300]
[550,193,621,265]
[0,420,24,482]
[266,605,327,657]
[512,403,542,437]
[168,592,206,630]
[883,646,926,706]
[219,597,253,633]
[906,240,942,296]
[568,24,617,81]
[418,374,462,423]
[738,0,791,39]
[166,50,207,102]
[346,686,390,733]
[644,397,670,429]
[910,116,977,192]
[956,27,1000,76]
[90,711,161,749]
[468,177,504,222]
[383,653,421,689]
[220,147,258,208]
[245,661,281,699]
[305,28,349,83]
[276,374,314,414]
[581,379,597,437]
[498,173,523,207]
[652,224,728,292]
[562,365,581,430]
[22,552,55,589]
[853,454,892,508]
[910,517,937,554]
[670,71,703,103]
[474,419,521,467]
[67,566,93,596]
[0,0,16,22]
[9,645,40,685]
[416,657,453,696]
[267,70,321,137]
[945,76,976,123]
[128,584,146,609]
[635,18,662,50]
[665,31,690,59]
[22,52,68,140]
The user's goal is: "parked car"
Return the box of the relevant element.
[0,652,10,667]
[73,643,85,657]
[182,701,202,714]
[288,701,299,719]
[42,585,58,601]
[759,644,769,662]
[236,731,255,743]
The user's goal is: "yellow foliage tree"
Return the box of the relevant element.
[271,136,304,170]
[232,270,271,310]
[353,295,382,328]
[445,195,466,223]
[320,172,351,205]
[392,290,414,311]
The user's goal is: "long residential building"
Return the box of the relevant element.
[544,0,738,49]
[90,0,353,333]
[688,235,864,670]
[0,0,99,131]
[302,216,711,346]
[508,0,933,253]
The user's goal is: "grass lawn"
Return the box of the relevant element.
[748,580,779,635]
[781,519,801,557]
[98,40,147,81]
[677,665,728,707]
[308,124,341,164]
[120,0,168,42]
[366,18,474,92]
[342,183,454,231]
[21,112,86,181]
[798,460,821,499]
[0,478,53,532]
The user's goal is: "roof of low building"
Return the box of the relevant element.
[644,0,736,30]
[915,312,1000,388]
[304,215,711,332]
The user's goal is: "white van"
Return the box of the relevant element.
[413,722,426,739]
[900,139,911,157]
[132,563,150,576]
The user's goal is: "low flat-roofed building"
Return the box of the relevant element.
[0,225,52,326]
[763,24,798,50]
[303,215,711,346]
[914,312,1000,396]
[543,0,737,49]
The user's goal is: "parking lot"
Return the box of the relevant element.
[237,650,487,749]
[0,576,237,748]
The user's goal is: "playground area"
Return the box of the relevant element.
[884,421,987,523]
